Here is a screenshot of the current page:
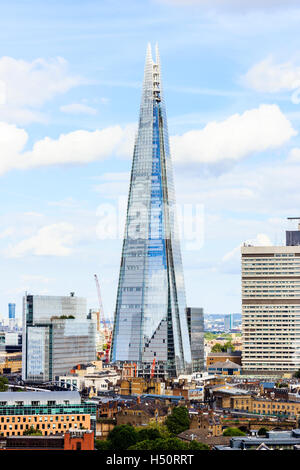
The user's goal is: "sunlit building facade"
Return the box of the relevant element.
[110,44,192,378]
[242,226,300,375]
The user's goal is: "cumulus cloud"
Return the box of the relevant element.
[243,57,300,93]
[0,105,295,175]
[0,56,83,124]
[0,122,135,176]
[7,223,74,258]
[171,104,296,164]
[60,103,97,115]
[222,233,272,263]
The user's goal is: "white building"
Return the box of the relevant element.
[242,230,300,375]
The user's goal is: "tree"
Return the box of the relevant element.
[188,440,210,450]
[23,426,43,436]
[211,342,235,353]
[129,437,210,451]
[137,427,162,442]
[129,437,188,451]
[211,343,223,353]
[0,376,8,392]
[223,427,246,437]
[165,406,190,436]
[108,424,138,450]
[293,370,300,378]
[257,427,268,436]
[95,439,112,450]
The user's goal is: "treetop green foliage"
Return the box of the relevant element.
[223,427,247,436]
[0,376,8,392]
[165,406,190,436]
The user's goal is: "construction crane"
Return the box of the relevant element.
[150,357,156,379]
[94,274,112,363]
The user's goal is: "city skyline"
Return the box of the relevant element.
[1,1,300,320]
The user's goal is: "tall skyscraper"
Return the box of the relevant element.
[22,293,96,383]
[110,44,192,378]
[242,224,300,376]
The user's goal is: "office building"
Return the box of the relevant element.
[224,314,232,331]
[8,303,16,330]
[22,294,96,383]
[0,391,96,436]
[242,224,300,375]
[186,308,204,372]
[110,44,192,378]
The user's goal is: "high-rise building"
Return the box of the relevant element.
[110,44,192,378]
[224,314,232,331]
[8,303,15,320]
[186,307,204,372]
[8,303,16,330]
[22,293,96,383]
[242,224,300,375]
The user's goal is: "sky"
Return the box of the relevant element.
[1,0,300,320]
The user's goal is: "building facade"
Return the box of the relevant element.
[22,294,96,383]
[0,392,96,437]
[110,44,192,378]
[242,230,300,374]
[186,308,204,372]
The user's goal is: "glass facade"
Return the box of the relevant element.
[22,295,96,382]
[186,307,204,372]
[110,44,192,377]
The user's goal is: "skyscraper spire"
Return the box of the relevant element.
[110,44,192,378]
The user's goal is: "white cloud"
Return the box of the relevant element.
[0,228,14,239]
[0,105,295,176]
[156,0,300,9]
[171,104,296,164]
[0,56,83,124]
[7,223,74,258]
[0,122,135,176]
[288,147,300,162]
[222,233,272,263]
[243,57,300,93]
[60,103,97,115]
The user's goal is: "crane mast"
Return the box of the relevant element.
[94,274,112,362]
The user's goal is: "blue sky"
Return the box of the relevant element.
[1,0,300,320]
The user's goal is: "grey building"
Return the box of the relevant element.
[214,429,300,450]
[186,307,204,372]
[22,293,96,383]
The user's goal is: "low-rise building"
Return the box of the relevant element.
[0,391,96,437]
[215,429,300,450]
[206,351,242,368]
[116,399,171,427]
[207,359,241,376]
[0,429,94,450]
[189,410,222,436]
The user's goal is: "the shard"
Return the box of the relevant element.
[110,44,192,378]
